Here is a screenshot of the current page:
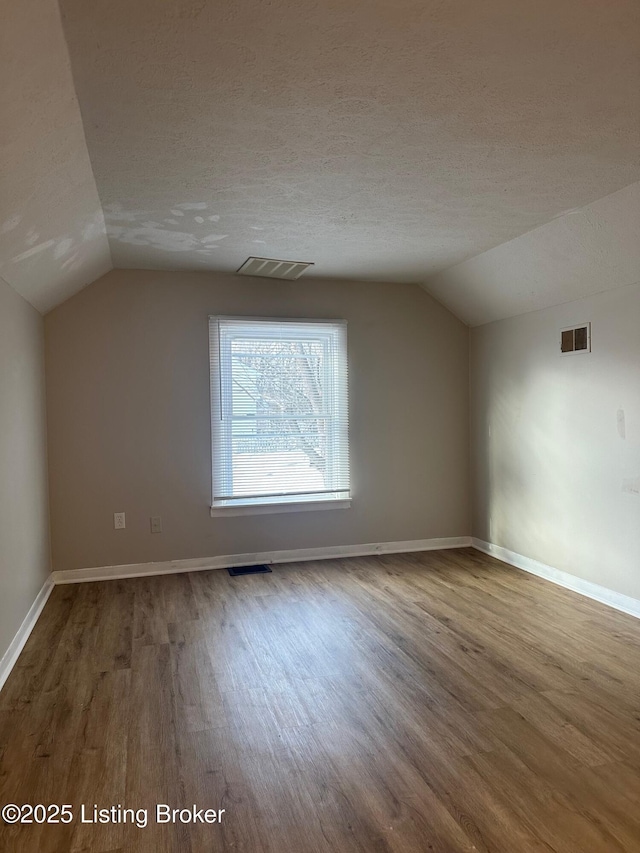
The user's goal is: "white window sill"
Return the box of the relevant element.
[210,499,351,517]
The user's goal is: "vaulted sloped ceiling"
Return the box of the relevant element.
[2,0,639,317]
[0,0,111,313]
[427,181,640,326]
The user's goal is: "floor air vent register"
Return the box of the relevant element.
[227,564,272,577]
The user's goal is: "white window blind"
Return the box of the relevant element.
[209,317,350,509]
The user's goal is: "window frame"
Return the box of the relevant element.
[209,316,351,516]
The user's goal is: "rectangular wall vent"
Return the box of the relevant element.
[237,257,314,280]
[560,322,591,354]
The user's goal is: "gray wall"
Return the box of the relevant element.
[471,283,640,600]
[45,269,470,572]
[0,278,51,661]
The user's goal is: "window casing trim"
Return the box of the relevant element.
[210,499,351,517]
[209,316,350,514]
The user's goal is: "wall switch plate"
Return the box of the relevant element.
[150,516,163,534]
[114,512,126,529]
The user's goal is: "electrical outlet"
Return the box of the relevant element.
[114,512,126,530]
[150,516,162,534]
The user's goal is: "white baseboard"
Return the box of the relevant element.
[8,537,635,696]
[51,536,472,584]
[0,577,54,693]
[472,538,640,620]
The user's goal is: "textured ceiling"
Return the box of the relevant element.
[55,0,640,299]
[0,0,111,313]
[2,0,639,316]
[425,181,640,326]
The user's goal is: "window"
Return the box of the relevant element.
[209,317,350,513]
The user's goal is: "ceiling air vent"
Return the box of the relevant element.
[236,256,314,281]
[560,322,591,355]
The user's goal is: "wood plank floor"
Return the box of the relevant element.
[1,548,640,852]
